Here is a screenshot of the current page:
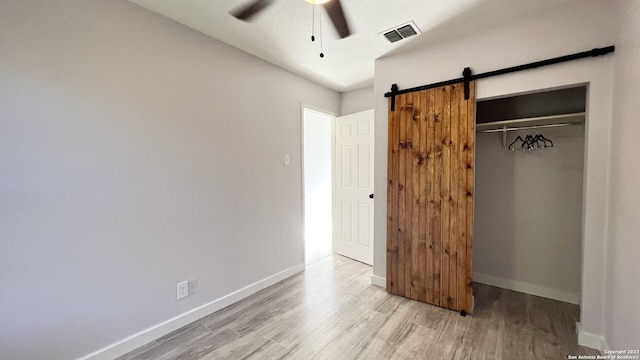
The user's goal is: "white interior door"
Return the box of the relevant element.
[335,109,374,265]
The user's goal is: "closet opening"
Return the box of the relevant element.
[473,85,587,307]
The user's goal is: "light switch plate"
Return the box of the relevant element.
[177,281,188,300]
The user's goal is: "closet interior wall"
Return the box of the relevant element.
[473,87,586,304]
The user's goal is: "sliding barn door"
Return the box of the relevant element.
[386,83,475,314]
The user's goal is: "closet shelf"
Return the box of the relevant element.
[476,112,585,133]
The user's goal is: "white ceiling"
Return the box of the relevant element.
[128,0,579,92]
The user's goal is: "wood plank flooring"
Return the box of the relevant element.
[118,255,599,360]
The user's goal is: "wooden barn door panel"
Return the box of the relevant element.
[387,83,475,314]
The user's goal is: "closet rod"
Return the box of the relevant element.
[477,122,582,133]
[476,112,587,131]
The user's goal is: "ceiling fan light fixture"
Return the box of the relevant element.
[305,0,332,4]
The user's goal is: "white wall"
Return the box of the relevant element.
[475,125,585,304]
[0,1,340,359]
[373,0,615,346]
[605,0,640,350]
[340,86,374,115]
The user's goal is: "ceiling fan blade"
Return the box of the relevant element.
[230,0,276,21]
[323,0,351,38]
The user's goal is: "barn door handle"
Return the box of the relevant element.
[369,193,374,199]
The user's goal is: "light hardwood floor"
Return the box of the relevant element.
[117,255,599,360]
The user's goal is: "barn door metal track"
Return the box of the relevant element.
[385,45,615,111]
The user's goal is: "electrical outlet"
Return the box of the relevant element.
[188,278,197,296]
[284,154,290,166]
[177,281,188,300]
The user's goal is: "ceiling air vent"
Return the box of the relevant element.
[383,30,404,43]
[397,24,417,38]
[381,21,421,43]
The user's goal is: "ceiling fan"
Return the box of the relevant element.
[230,0,352,39]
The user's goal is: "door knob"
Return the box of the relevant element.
[369,193,374,199]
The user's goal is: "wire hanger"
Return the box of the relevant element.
[508,128,553,152]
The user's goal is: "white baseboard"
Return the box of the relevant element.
[473,272,580,304]
[78,263,305,360]
[576,322,609,351]
[370,275,386,288]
